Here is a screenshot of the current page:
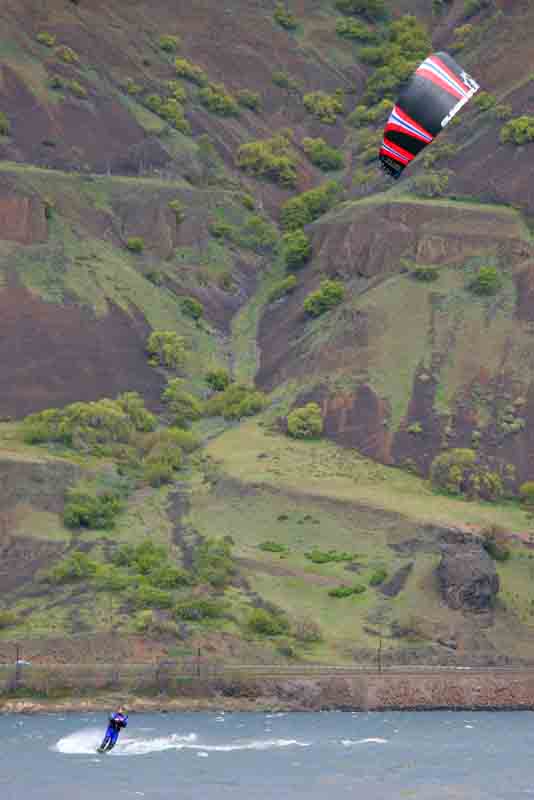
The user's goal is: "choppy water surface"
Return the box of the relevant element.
[1,710,534,799]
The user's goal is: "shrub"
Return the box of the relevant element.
[302,137,344,171]
[48,552,99,584]
[206,368,231,392]
[451,23,474,51]
[48,75,64,90]
[143,460,175,487]
[287,402,323,439]
[130,585,174,609]
[268,274,298,302]
[422,142,458,168]
[162,378,202,428]
[474,91,497,112]
[328,585,357,598]
[464,0,491,18]
[36,32,56,47]
[64,488,123,529]
[259,541,289,553]
[335,18,378,41]
[520,482,534,506]
[167,81,187,102]
[147,331,187,370]
[348,99,393,127]
[169,199,185,223]
[0,113,10,136]
[68,80,87,99]
[369,567,388,586]
[237,133,297,187]
[272,71,299,90]
[411,264,439,282]
[305,549,355,564]
[181,296,203,320]
[117,391,157,432]
[241,193,255,210]
[303,279,345,317]
[469,266,501,296]
[482,527,510,562]
[293,618,323,643]
[204,383,266,420]
[175,57,208,86]
[430,448,502,501]
[236,90,261,111]
[280,180,340,231]
[159,34,180,52]
[176,598,226,621]
[500,116,534,146]
[125,78,142,95]
[281,229,311,269]
[194,537,235,588]
[199,83,240,116]
[273,3,298,30]
[495,104,512,121]
[413,171,449,198]
[335,0,387,19]
[0,610,18,629]
[210,215,278,253]
[126,236,145,253]
[56,45,79,64]
[303,91,344,124]
[248,608,290,636]
[148,564,190,589]
[157,97,190,134]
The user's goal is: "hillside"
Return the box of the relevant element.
[1,0,534,668]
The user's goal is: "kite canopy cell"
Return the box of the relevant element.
[379,51,480,179]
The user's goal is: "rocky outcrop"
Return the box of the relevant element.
[437,533,499,611]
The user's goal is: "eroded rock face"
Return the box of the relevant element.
[437,534,499,611]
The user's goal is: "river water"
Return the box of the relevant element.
[1,710,533,799]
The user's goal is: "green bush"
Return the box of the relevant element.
[0,112,10,136]
[302,137,343,171]
[430,448,502,501]
[259,541,289,553]
[181,296,203,320]
[274,3,298,29]
[482,527,510,562]
[303,91,344,124]
[268,274,298,302]
[210,214,278,253]
[422,142,459,168]
[64,488,123,529]
[237,133,297,186]
[148,564,191,589]
[280,181,340,231]
[328,585,356,598]
[56,45,79,64]
[369,567,388,586]
[194,537,235,588]
[203,383,266,420]
[335,18,378,41]
[303,279,344,317]
[469,266,501,296]
[348,99,393,127]
[37,32,56,47]
[305,549,355,564]
[130,584,174,609]
[169,199,185,223]
[147,330,187,370]
[199,83,240,116]
[272,71,299,90]
[159,34,180,52]
[413,171,450,198]
[241,193,255,210]
[68,80,87,99]
[0,610,18,629]
[126,236,145,253]
[500,116,534,146]
[206,368,231,392]
[411,264,439,282]
[451,23,474,51]
[143,460,175,487]
[335,0,387,19]
[236,90,261,111]
[48,552,99,584]
[145,94,190,133]
[287,402,323,439]
[125,78,142,95]
[175,57,208,86]
[248,608,290,636]
[474,91,497,112]
[176,598,226,621]
[162,379,202,428]
[520,482,534,506]
[167,81,187,102]
[117,392,157,432]
[281,229,312,269]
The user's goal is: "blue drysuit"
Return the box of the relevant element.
[99,712,128,751]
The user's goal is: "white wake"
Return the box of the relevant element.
[54,729,310,757]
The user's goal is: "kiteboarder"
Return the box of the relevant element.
[98,707,128,752]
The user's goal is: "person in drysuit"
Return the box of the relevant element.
[98,707,128,752]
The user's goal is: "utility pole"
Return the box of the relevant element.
[377,637,383,674]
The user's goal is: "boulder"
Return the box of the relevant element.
[437,533,499,611]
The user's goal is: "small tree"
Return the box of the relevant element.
[206,368,231,392]
[520,482,534,507]
[159,34,180,52]
[281,230,311,269]
[469,266,501,296]
[500,116,534,145]
[181,296,203,320]
[126,236,145,253]
[302,137,344,170]
[146,331,187,370]
[303,280,344,317]
[287,402,323,439]
[162,378,202,428]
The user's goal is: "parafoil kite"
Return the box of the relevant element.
[379,51,480,179]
